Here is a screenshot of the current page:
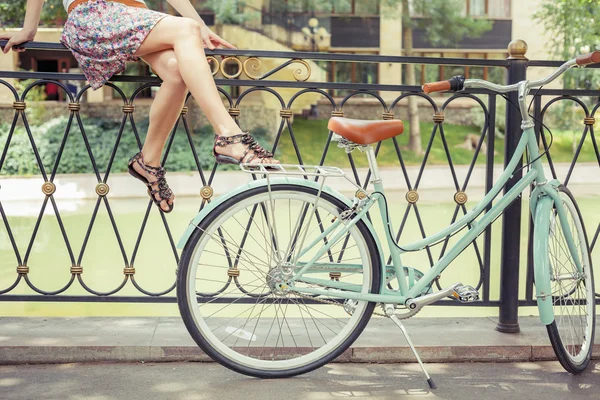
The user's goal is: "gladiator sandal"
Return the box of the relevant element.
[127,152,174,213]
[213,132,274,165]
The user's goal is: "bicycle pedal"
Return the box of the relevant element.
[451,285,479,303]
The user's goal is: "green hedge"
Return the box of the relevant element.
[0,116,271,176]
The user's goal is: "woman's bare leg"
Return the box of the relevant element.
[134,16,276,164]
[132,50,187,211]
[141,50,187,167]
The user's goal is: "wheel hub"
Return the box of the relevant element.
[266,265,293,296]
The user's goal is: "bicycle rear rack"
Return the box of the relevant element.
[240,163,346,178]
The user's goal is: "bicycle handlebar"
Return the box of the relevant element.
[422,51,600,94]
[422,76,465,94]
[576,51,600,66]
[422,81,450,94]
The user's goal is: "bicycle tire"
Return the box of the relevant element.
[177,184,381,378]
[536,185,595,374]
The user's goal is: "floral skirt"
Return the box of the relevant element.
[60,0,168,90]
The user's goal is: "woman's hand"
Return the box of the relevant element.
[199,25,236,51]
[0,29,35,54]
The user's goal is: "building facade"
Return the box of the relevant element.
[0,0,553,106]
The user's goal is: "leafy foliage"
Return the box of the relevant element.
[534,0,600,147]
[269,0,350,13]
[13,77,48,122]
[269,0,491,47]
[402,0,492,48]
[0,0,66,27]
[535,0,600,89]
[0,116,271,176]
[397,0,492,153]
[203,0,254,24]
[144,0,255,25]
[470,97,506,139]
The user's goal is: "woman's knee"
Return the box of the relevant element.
[137,16,202,54]
[179,18,203,39]
[165,58,185,84]
[155,55,185,90]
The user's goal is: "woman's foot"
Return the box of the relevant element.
[213,132,279,165]
[127,152,175,213]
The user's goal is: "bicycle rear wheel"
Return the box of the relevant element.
[538,186,595,374]
[177,184,381,378]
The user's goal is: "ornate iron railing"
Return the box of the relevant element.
[0,41,598,331]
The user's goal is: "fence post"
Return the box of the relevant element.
[496,39,528,333]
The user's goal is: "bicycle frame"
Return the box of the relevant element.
[173,53,598,382]
[290,84,583,307]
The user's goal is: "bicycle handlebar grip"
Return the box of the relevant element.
[576,51,600,66]
[422,76,465,94]
[422,80,451,94]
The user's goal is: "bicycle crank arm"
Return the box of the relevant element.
[405,282,463,311]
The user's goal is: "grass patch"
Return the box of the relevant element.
[541,128,600,164]
[277,118,500,168]
[276,118,597,167]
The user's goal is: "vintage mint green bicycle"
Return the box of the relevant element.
[175,52,598,387]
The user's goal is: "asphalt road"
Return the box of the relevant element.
[1,361,600,400]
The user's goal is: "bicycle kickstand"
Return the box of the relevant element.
[389,314,436,390]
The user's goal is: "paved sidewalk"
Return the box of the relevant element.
[2,163,598,203]
[3,361,600,400]
[0,316,598,364]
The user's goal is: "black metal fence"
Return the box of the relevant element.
[0,41,598,331]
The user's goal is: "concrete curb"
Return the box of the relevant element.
[2,344,599,365]
[1,317,598,365]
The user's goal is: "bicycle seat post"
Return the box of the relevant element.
[363,146,382,187]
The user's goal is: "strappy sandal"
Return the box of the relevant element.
[127,152,174,213]
[213,132,275,165]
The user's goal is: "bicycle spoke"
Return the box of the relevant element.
[544,190,594,372]
[181,186,377,371]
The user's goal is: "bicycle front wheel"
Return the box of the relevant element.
[538,186,595,374]
[177,184,381,378]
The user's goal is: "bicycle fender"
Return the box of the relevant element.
[533,195,554,325]
[176,177,386,267]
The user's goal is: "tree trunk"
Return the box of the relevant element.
[402,0,422,155]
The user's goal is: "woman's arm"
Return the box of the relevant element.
[1,0,44,54]
[165,0,236,50]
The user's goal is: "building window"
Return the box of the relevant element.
[284,1,307,13]
[275,0,379,15]
[412,0,510,18]
[337,0,380,15]
[17,52,79,101]
[468,0,486,17]
[276,0,332,13]
[465,0,510,18]
[487,0,511,18]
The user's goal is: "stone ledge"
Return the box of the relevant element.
[0,316,597,365]
[3,345,598,365]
